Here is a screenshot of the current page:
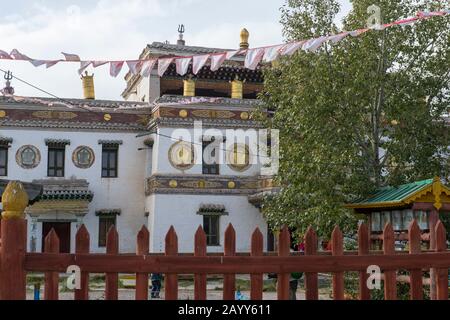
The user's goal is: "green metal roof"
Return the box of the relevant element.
[348,179,434,207]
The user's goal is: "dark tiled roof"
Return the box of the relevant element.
[147,42,233,55]
[95,209,121,216]
[198,204,227,213]
[39,189,94,201]
[0,96,150,110]
[45,139,71,146]
[31,179,94,202]
[154,95,263,107]
[0,137,13,146]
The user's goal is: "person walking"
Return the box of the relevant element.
[150,273,162,299]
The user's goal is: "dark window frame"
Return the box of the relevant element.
[202,140,219,175]
[47,146,65,177]
[102,147,119,178]
[203,215,220,246]
[0,146,8,176]
[98,215,117,247]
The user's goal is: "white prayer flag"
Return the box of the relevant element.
[210,53,227,71]
[141,59,157,77]
[78,61,92,75]
[92,61,108,68]
[192,54,210,75]
[262,45,284,62]
[62,52,81,61]
[244,48,265,70]
[302,36,328,52]
[10,49,31,60]
[127,61,143,75]
[158,58,174,77]
[225,50,239,60]
[175,57,192,76]
[46,60,61,68]
[29,60,46,67]
[0,50,11,59]
[279,42,304,56]
[110,61,124,77]
[328,32,349,43]
[349,29,368,37]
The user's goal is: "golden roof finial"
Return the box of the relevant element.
[1,181,29,219]
[240,28,249,49]
[183,75,195,97]
[81,71,95,100]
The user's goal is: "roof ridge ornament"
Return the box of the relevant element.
[1,70,14,95]
[177,24,186,46]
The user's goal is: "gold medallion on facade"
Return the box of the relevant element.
[104,113,112,121]
[0,110,6,118]
[198,180,206,188]
[240,112,249,120]
[228,181,236,189]
[169,180,178,188]
[179,109,188,118]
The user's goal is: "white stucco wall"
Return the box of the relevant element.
[1,127,147,253]
[146,194,267,253]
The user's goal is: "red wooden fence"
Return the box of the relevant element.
[0,218,449,300]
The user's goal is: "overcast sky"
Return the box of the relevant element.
[0,0,351,101]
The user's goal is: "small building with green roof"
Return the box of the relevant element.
[345,177,450,246]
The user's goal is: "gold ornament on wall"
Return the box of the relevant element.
[179,109,188,118]
[240,112,249,120]
[169,180,178,188]
[0,110,6,118]
[168,141,196,171]
[227,143,251,172]
[104,113,112,121]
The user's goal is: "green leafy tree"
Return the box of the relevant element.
[260,0,450,239]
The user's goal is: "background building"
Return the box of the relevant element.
[0,29,276,253]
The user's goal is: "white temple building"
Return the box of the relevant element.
[0,29,277,253]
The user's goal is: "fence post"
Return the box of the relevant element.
[435,221,448,300]
[304,226,318,300]
[223,224,236,300]
[0,181,28,300]
[277,226,290,300]
[44,229,60,300]
[383,223,397,300]
[105,226,119,300]
[136,225,149,300]
[194,226,207,300]
[250,228,263,300]
[75,224,90,300]
[331,226,344,300]
[408,220,423,300]
[165,226,178,300]
[358,223,370,300]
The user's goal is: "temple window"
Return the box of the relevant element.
[102,147,118,178]
[197,204,227,246]
[98,215,116,247]
[202,140,219,175]
[99,140,122,178]
[96,209,120,247]
[45,139,70,177]
[0,146,8,176]
[47,147,65,177]
[203,215,220,246]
